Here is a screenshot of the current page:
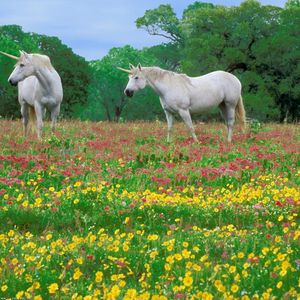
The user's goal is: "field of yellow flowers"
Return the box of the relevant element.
[0,120,299,300]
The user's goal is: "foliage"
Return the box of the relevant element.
[136,4,183,44]
[0,120,299,298]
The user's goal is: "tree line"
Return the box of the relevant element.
[0,0,299,122]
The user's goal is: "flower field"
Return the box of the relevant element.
[0,120,299,300]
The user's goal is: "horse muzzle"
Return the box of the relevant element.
[8,79,18,86]
[125,89,134,97]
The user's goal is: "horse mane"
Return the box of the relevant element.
[143,67,193,89]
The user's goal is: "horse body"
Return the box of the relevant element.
[123,65,245,143]
[6,51,63,139]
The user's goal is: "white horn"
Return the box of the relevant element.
[0,51,19,60]
[117,67,132,74]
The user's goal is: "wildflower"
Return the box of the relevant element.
[48,283,59,294]
[111,285,120,298]
[276,281,283,288]
[1,285,8,292]
[73,268,83,280]
[278,215,284,221]
[124,289,137,299]
[231,284,239,293]
[183,275,193,287]
[95,271,103,283]
[74,181,82,187]
[229,265,236,273]
[16,291,24,299]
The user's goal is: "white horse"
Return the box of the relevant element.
[0,50,63,139]
[118,64,246,143]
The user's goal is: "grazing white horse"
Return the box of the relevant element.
[119,64,246,143]
[0,50,63,139]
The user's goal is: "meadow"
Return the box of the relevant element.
[0,120,299,300]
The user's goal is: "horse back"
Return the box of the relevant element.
[188,71,241,112]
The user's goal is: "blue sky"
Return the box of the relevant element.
[0,0,286,61]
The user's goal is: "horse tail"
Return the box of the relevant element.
[235,96,246,129]
[28,105,36,134]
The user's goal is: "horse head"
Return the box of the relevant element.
[117,63,147,97]
[6,51,36,86]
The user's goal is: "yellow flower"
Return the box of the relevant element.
[276,281,283,289]
[262,292,270,299]
[279,269,287,277]
[48,283,59,294]
[124,289,137,299]
[16,291,24,299]
[111,285,120,297]
[49,186,55,192]
[95,271,103,283]
[237,252,245,258]
[201,292,213,300]
[46,233,52,240]
[74,181,82,187]
[76,257,83,265]
[229,265,236,273]
[1,285,8,292]
[193,264,202,271]
[183,242,189,247]
[150,250,158,259]
[183,276,193,287]
[73,268,83,280]
[278,215,284,221]
[164,263,171,271]
[231,284,239,293]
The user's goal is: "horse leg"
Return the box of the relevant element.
[164,110,173,142]
[21,103,29,138]
[178,109,199,142]
[225,105,235,143]
[50,105,60,134]
[34,103,44,140]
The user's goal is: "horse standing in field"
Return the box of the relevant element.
[118,64,246,143]
[0,50,63,139]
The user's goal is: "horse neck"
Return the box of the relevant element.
[34,65,57,95]
[142,67,170,97]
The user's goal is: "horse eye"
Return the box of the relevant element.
[135,76,139,80]
[20,63,25,67]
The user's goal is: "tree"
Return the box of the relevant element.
[136,4,183,44]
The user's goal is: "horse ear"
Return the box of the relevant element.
[20,50,29,58]
[138,63,142,71]
[129,63,135,70]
